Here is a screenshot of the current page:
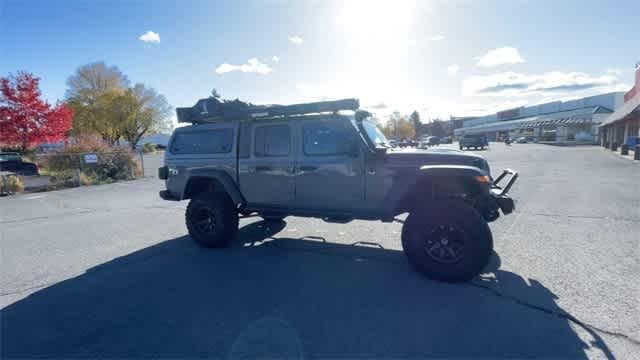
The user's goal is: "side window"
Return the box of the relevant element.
[254,125,291,157]
[170,129,233,154]
[303,122,351,156]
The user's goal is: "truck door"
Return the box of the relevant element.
[294,118,365,211]
[238,121,296,206]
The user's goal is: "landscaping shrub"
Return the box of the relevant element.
[0,175,24,194]
[79,171,100,186]
[142,143,157,153]
[39,135,141,187]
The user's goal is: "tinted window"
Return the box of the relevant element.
[254,125,291,157]
[0,153,21,162]
[303,122,350,156]
[170,129,233,154]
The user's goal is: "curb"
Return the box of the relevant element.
[601,148,640,163]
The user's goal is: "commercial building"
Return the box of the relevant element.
[454,92,625,143]
[599,66,640,151]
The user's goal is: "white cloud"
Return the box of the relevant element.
[272,56,280,63]
[463,71,621,97]
[475,47,524,68]
[138,30,160,44]
[447,64,461,76]
[215,58,273,75]
[606,68,623,75]
[430,34,445,41]
[289,35,303,45]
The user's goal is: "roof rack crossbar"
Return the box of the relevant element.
[177,98,359,124]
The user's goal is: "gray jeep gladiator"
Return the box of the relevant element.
[159,98,518,283]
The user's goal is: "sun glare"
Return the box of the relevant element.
[337,0,417,46]
[332,0,421,109]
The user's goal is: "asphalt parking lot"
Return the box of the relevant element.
[1,143,639,359]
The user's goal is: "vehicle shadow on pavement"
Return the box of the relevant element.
[1,220,613,359]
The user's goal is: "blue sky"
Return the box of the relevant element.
[1,0,638,123]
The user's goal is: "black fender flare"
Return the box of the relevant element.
[182,168,246,206]
[383,165,489,219]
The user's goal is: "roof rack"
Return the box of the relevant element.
[177,98,359,124]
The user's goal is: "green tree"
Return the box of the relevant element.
[383,115,415,140]
[65,62,172,148]
[66,62,129,142]
[424,119,446,137]
[66,62,129,106]
[119,84,172,150]
[409,111,421,139]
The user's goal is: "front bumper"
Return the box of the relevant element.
[490,169,518,215]
[159,190,180,201]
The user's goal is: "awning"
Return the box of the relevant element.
[456,105,611,135]
[599,93,640,127]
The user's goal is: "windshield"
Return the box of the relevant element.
[361,120,389,147]
[0,153,21,162]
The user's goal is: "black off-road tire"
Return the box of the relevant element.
[401,200,493,283]
[186,191,239,248]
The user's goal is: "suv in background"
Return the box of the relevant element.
[159,98,518,283]
[0,152,39,176]
[460,134,486,150]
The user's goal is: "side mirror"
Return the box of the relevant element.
[374,147,387,156]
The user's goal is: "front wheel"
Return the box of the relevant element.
[186,191,239,248]
[401,200,493,283]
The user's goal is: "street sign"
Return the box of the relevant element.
[83,153,98,164]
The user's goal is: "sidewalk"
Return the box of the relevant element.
[603,147,639,162]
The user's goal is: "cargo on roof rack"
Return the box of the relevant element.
[176,98,359,124]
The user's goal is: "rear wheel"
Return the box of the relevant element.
[401,200,493,283]
[186,191,239,248]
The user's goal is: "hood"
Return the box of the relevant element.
[385,147,491,174]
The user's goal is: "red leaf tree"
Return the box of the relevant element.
[0,72,74,151]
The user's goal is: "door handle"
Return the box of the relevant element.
[299,165,317,172]
[253,165,272,172]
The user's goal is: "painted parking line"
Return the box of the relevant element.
[24,195,47,200]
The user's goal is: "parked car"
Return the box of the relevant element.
[515,137,528,143]
[440,136,452,144]
[460,134,486,150]
[0,152,39,176]
[159,97,519,283]
[426,136,440,146]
